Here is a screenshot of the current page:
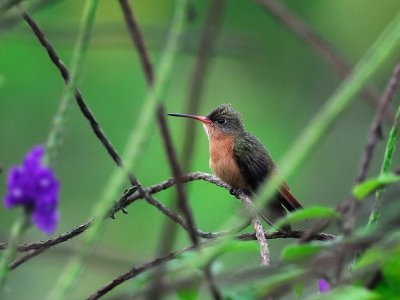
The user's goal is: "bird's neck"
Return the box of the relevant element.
[202,124,242,141]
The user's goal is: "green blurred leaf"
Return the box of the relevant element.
[382,247,400,294]
[354,246,385,270]
[274,206,338,229]
[179,240,259,271]
[224,288,258,300]
[177,286,199,300]
[353,173,400,200]
[309,286,381,299]
[258,267,304,296]
[294,283,304,298]
[281,243,325,262]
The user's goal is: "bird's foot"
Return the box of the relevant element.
[229,187,242,198]
[108,185,139,219]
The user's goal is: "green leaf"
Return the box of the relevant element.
[274,206,338,229]
[177,286,199,300]
[258,267,305,296]
[382,247,400,294]
[354,246,385,270]
[353,173,400,200]
[309,286,381,300]
[294,283,304,298]
[281,243,325,262]
[179,240,259,270]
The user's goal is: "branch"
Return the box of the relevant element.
[0,0,64,33]
[0,0,22,14]
[157,105,199,246]
[181,0,226,171]
[0,221,91,252]
[118,0,154,86]
[356,62,400,183]
[19,6,144,197]
[157,105,223,299]
[1,172,229,269]
[0,172,334,270]
[86,243,196,300]
[239,194,270,266]
[256,0,395,123]
[340,62,400,236]
[86,229,335,300]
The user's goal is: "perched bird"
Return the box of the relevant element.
[167,104,302,226]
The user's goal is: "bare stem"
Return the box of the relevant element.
[118,0,154,86]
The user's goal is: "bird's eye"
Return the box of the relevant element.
[216,118,226,125]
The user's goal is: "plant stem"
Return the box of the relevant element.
[43,0,99,166]
[47,0,188,299]
[0,211,29,293]
[368,104,400,226]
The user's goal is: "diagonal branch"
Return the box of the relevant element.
[156,104,222,299]
[0,172,335,270]
[356,62,400,183]
[19,6,144,196]
[256,0,395,123]
[340,62,400,235]
[118,0,154,86]
[157,105,199,246]
[86,228,335,300]
[239,194,270,266]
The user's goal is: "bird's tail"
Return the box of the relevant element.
[260,186,303,231]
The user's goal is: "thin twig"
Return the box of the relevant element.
[157,104,224,299]
[203,260,223,300]
[9,248,45,270]
[356,63,400,183]
[0,0,22,14]
[181,0,226,171]
[19,6,146,202]
[117,172,229,211]
[299,219,331,243]
[150,5,226,295]
[0,221,92,251]
[0,173,226,252]
[256,0,395,123]
[339,62,400,235]
[118,0,154,86]
[86,227,335,300]
[86,243,197,300]
[157,105,199,246]
[239,194,270,266]
[0,172,334,270]
[0,0,63,33]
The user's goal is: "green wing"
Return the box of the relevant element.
[233,133,274,192]
[233,132,302,212]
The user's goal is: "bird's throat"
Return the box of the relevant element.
[207,133,247,189]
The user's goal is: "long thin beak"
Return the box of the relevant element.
[167,113,211,124]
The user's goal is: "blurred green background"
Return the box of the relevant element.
[1,0,400,299]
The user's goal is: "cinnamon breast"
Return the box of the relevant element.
[208,135,247,189]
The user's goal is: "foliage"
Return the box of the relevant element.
[1,1,400,299]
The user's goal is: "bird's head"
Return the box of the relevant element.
[167,104,245,139]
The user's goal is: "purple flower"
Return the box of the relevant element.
[319,278,330,293]
[4,145,59,235]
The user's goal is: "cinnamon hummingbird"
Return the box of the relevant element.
[167,104,302,227]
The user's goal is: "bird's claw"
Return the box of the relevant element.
[229,187,241,197]
[108,184,139,219]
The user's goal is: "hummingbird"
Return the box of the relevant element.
[167,104,302,226]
